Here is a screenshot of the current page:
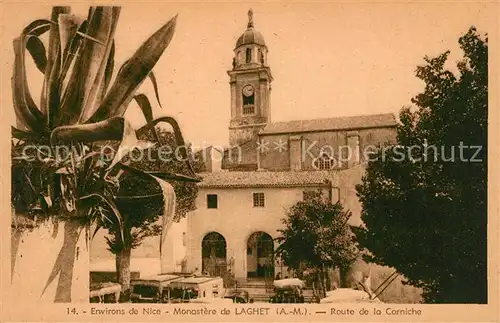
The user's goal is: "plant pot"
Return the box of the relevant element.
[10,214,90,303]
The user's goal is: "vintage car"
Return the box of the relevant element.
[223,290,251,303]
[269,278,306,303]
[189,298,234,304]
[165,276,226,303]
[89,282,122,303]
[320,278,383,304]
[320,288,382,303]
[130,274,183,303]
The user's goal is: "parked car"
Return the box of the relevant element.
[224,290,250,303]
[130,274,183,303]
[165,276,225,303]
[189,298,234,304]
[320,288,382,303]
[89,282,122,303]
[269,278,305,303]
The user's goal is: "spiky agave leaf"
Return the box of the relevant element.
[57,13,81,63]
[78,7,120,123]
[50,116,128,143]
[41,7,70,123]
[133,93,160,143]
[97,41,115,104]
[26,36,47,73]
[59,7,119,126]
[53,13,85,124]
[87,14,178,123]
[58,20,88,98]
[46,7,71,75]
[105,117,156,170]
[11,7,196,248]
[137,116,197,177]
[110,58,162,109]
[79,193,125,248]
[12,19,55,133]
[157,176,175,254]
[11,126,42,141]
[111,163,178,254]
[50,116,156,171]
[12,39,45,133]
[117,163,200,183]
[148,71,163,109]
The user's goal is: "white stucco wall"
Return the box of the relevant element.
[90,217,188,276]
[186,186,329,279]
[160,217,188,273]
[10,218,89,303]
[337,163,366,227]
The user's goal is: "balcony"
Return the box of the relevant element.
[243,104,255,115]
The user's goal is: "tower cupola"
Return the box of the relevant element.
[233,9,268,68]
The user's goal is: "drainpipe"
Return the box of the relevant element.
[256,136,261,170]
[324,179,333,204]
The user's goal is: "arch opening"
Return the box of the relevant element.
[201,232,227,277]
[246,48,252,63]
[247,231,274,279]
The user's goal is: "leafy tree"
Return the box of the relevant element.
[275,190,359,297]
[354,27,487,303]
[102,127,204,293]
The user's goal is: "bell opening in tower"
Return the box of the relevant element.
[246,48,252,63]
[243,94,254,106]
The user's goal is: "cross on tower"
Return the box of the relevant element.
[248,8,254,28]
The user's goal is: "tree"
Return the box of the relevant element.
[275,190,359,297]
[103,128,204,293]
[354,27,487,303]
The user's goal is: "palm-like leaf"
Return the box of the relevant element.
[87,14,177,123]
[26,36,47,73]
[137,116,197,177]
[42,7,70,124]
[57,13,80,63]
[12,19,54,132]
[133,94,160,142]
[148,71,163,109]
[79,193,125,245]
[59,7,118,125]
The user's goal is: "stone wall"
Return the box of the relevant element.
[258,126,397,172]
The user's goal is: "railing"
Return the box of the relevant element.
[243,104,255,115]
[203,261,236,288]
[207,264,227,278]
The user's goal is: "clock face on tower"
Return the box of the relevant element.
[242,85,255,97]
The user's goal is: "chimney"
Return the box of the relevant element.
[289,135,302,171]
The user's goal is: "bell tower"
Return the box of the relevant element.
[228,9,273,147]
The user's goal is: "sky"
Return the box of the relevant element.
[1,1,496,149]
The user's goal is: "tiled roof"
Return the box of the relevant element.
[236,27,266,48]
[260,113,397,135]
[198,170,336,188]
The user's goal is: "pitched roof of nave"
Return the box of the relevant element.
[260,113,397,135]
[198,170,337,189]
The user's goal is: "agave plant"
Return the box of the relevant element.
[11,6,198,241]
